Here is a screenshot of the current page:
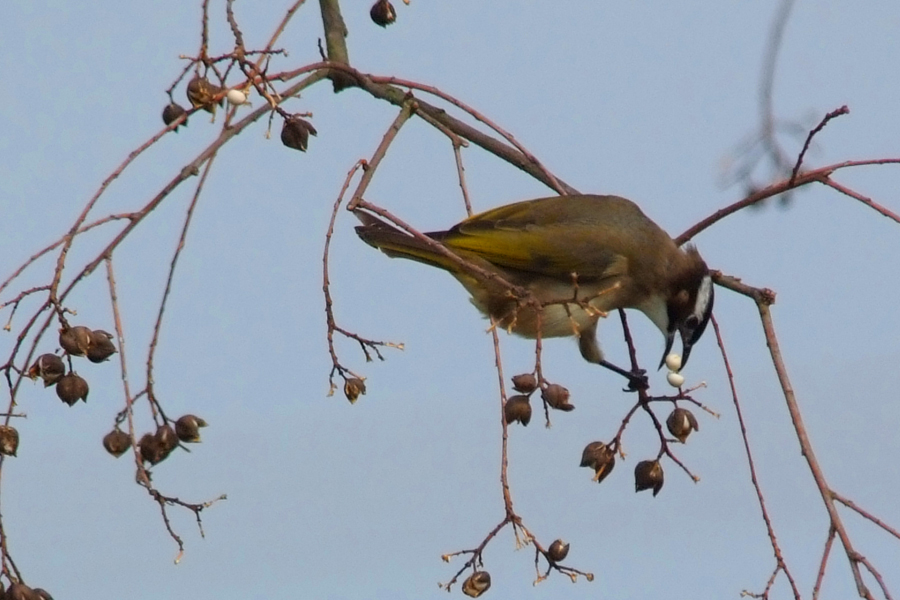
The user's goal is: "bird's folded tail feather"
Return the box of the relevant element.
[354,211,458,273]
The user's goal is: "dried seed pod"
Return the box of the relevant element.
[666,407,699,443]
[503,395,532,426]
[175,414,208,443]
[541,383,574,412]
[6,582,36,600]
[162,102,188,131]
[87,329,117,363]
[369,0,396,27]
[56,373,89,405]
[580,441,615,483]
[28,353,66,387]
[0,425,19,456]
[33,588,54,600]
[186,76,224,114]
[343,377,366,404]
[461,571,491,598]
[511,373,537,394]
[155,423,179,455]
[547,539,570,562]
[103,429,131,457]
[634,460,664,496]
[281,115,317,152]
[59,325,92,356]
[139,433,164,465]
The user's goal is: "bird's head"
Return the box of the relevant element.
[660,247,714,370]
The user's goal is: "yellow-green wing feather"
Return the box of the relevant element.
[440,195,648,280]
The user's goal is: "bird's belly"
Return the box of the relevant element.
[466,288,608,340]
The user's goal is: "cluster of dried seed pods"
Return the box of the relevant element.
[504,373,576,427]
[111,415,207,465]
[26,324,118,409]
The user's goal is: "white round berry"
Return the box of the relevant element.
[667,372,685,388]
[226,89,247,105]
[665,353,682,372]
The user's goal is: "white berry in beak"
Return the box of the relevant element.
[666,372,685,388]
[665,353,682,372]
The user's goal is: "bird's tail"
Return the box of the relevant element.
[354,211,459,273]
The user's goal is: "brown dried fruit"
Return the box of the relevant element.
[281,115,317,152]
[580,441,615,483]
[343,377,366,404]
[103,429,131,457]
[6,582,37,600]
[59,325,92,356]
[87,329,117,363]
[511,373,537,394]
[503,395,532,426]
[155,423,179,455]
[634,459,664,496]
[175,414,208,443]
[548,539,569,562]
[56,373,89,405]
[28,354,65,387]
[541,383,574,412]
[186,76,224,114]
[461,571,491,598]
[162,102,188,131]
[0,425,19,456]
[33,588,54,600]
[369,0,396,27]
[139,433,165,465]
[666,407,699,443]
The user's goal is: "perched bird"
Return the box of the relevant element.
[355,195,713,379]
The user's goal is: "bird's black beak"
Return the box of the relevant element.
[659,330,676,370]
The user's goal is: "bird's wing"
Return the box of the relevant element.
[439,196,631,281]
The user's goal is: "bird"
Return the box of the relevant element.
[354,194,713,382]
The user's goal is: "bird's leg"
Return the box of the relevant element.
[597,359,648,392]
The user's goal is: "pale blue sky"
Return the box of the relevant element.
[2,1,899,598]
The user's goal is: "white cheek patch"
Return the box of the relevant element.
[693,275,713,320]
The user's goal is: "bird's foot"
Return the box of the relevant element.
[598,360,648,392]
[624,369,648,392]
